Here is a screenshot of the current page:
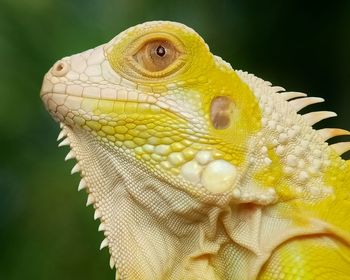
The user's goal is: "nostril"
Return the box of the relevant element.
[52,60,69,77]
[56,63,64,71]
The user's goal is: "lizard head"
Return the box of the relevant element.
[40,21,266,279]
[41,21,261,195]
[40,21,350,279]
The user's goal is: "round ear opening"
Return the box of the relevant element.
[210,96,235,130]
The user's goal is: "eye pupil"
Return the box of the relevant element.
[156,45,166,57]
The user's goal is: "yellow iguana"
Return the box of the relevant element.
[40,21,350,279]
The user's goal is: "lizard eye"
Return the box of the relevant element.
[107,32,187,80]
[128,37,185,77]
[133,39,180,72]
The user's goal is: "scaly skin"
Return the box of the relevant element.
[40,21,350,279]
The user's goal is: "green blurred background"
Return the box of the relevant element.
[0,0,349,279]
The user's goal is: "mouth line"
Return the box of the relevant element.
[42,91,188,123]
[40,89,158,103]
[41,91,157,104]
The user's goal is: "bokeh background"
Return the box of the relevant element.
[0,0,349,279]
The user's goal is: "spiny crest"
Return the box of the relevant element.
[278,89,350,156]
[56,123,118,273]
[236,70,350,158]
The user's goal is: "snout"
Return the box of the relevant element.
[40,59,71,98]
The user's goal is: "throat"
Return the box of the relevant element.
[58,125,331,280]
[61,126,227,279]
